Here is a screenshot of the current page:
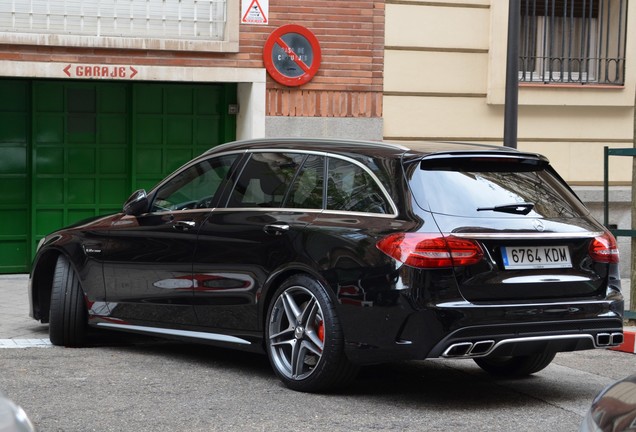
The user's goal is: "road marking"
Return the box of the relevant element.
[0,339,52,348]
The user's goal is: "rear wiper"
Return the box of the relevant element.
[477,202,534,215]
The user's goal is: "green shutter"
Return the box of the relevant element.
[0,79,236,274]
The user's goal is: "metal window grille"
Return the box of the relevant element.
[519,0,627,85]
[0,0,228,41]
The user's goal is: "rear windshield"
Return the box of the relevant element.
[408,157,589,218]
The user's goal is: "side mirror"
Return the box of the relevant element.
[123,189,149,216]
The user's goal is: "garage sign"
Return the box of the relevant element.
[263,24,321,87]
[63,64,138,79]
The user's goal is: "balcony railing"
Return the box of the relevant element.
[519,0,627,85]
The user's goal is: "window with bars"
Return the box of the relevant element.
[0,0,238,52]
[519,0,627,85]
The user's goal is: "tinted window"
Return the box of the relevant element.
[227,152,302,208]
[284,155,324,209]
[151,154,238,212]
[411,157,589,218]
[326,157,390,214]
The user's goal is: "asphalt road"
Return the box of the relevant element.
[3,341,635,432]
[1,275,634,431]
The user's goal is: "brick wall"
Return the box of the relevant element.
[262,0,385,118]
[0,0,384,118]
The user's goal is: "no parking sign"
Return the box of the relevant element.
[263,25,321,87]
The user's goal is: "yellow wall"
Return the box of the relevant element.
[384,0,635,184]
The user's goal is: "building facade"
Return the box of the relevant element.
[384,0,633,184]
[0,0,385,273]
[383,0,634,277]
[0,0,633,275]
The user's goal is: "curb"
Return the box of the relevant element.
[610,328,636,354]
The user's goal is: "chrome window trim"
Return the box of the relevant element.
[147,147,400,217]
[212,207,398,219]
[141,208,213,216]
[146,150,247,212]
[452,231,603,240]
[236,148,399,217]
[149,150,247,197]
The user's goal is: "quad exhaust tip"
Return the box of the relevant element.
[596,332,624,347]
[443,340,495,358]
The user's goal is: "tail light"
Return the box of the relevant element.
[376,233,483,268]
[589,231,619,263]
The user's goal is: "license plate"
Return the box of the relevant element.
[501,246,572,270]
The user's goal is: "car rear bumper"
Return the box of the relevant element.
[343,295,624,365]
[427,317,624,359]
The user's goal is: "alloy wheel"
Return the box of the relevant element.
[268,285,325,380]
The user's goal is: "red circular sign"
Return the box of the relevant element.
[263,24,321,87]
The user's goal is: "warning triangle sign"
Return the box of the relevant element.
[242,0,268,24]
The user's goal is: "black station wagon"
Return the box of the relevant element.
[29,139,624,392]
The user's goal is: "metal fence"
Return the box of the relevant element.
[0,0,228,41]
[519,0,627,85]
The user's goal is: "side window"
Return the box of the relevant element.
[151,154,238,212]
[227,152,303,208]
[326,157,390,214]
[284,155,324,209]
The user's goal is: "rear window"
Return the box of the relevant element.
[409,156,589,218]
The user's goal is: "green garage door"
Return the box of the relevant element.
[0,79,236,274]
[32,81,131,246]
[132,83,234,191]
[0,81,30,273]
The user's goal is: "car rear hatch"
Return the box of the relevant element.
[406,151,619,302]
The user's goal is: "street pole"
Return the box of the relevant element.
[631,88,636,320]
[504,0,520,149]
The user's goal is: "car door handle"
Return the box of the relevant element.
[263,224,290,236]
[173,220,196,231]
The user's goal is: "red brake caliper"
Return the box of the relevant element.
[317,319,325,343]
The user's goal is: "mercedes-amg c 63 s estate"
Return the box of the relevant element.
[29,139,624,392]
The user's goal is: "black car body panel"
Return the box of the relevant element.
[29,138,624,379]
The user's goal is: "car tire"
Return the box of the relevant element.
[265,274,358,392]
[473,352,557,377]
[49,255,87,347]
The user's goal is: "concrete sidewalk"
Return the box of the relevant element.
[1,274,634,351]
[0,274,49,341]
